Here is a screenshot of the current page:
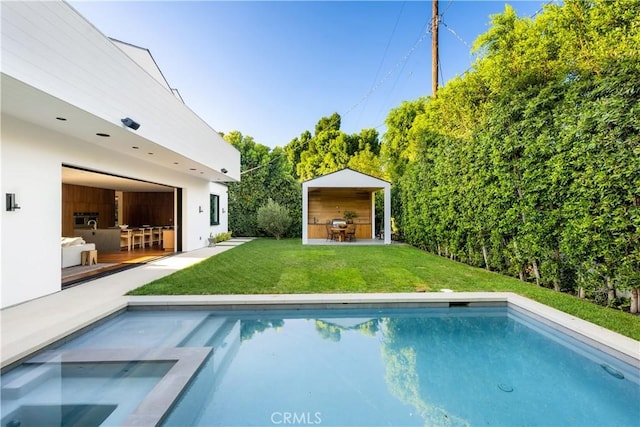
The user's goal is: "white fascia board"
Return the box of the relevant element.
[1,1,240,181]
[111,39,173,93]
[304,168,390,189]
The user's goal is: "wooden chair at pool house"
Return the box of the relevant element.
[345,224,356,242]
[325,221,337,241]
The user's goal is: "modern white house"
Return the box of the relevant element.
[1,1,240,308]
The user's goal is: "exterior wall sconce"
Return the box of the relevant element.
[6,193,20,211]
[221,168,228,174]
[198,206,204,213]
[121,117,140,130]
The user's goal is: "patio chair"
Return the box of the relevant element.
[345,224,356,242]
[326,221,338,241]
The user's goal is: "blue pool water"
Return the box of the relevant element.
[1,306,638,426]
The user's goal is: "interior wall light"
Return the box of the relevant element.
[221,168,228,174]
[6,193,21,211]
[121,117,141,130]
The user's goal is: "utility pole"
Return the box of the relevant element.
[431,0,439,97]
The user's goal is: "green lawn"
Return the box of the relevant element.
[130,238,640,340]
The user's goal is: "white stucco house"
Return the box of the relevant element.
[1,1,240,308]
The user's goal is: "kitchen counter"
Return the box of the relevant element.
[74,228,121,252]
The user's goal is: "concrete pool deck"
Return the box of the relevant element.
[2,237,639,371]
[1,238,254,369]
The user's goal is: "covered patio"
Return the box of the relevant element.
[302,169,391,245]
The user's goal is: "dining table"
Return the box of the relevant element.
[331,226,347,242]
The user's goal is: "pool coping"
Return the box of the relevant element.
[3,292,638,371]
[127,292,640,367]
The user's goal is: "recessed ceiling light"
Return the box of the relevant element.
[148,152,154,155]
[96,133,110,137]
[132,146,139,149]
[173,162,179,165]
[56,117,67,121]
[200,171,204,174]
[189,168,196,171]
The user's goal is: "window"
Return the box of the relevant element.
[210,194,220,225]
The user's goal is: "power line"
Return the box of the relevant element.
[240,152,283,175]
[439,0,557,78]
[361,1,406,115]
[307,0,556,139]
[440,0,455,19]
[318,4,439,134]
[440,20,471,50]
[342,14,433,118]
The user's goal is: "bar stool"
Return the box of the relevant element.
[153,227,163,247]
[120,229,132,251]
[142,227,153,247]
[132,228,145,248]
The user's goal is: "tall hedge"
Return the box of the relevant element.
[384,0,639,305]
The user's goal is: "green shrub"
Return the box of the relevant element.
[257,199,292,240]
[214,231,232,243]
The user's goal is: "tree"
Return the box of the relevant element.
[292,114,385,181]
[347,147,384,179]
[226,131,301,237]
[314,112,341,135]
[380,98,428,183]
[285,130,311,179]
[257,198,292,240]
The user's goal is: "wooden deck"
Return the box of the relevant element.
[97,247,168,264]
[61,247,170,288]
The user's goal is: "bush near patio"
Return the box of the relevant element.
[257,199,292,240]
[130,239,640,341]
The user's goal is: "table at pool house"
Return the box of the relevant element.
[331,227,347,242]
[310,220,371,241]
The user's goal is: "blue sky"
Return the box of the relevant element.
[70,1,552,148]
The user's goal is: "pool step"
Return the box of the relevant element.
[177,315,229,347]
[2,365,58,399]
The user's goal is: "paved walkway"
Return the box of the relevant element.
[0,238,253,369]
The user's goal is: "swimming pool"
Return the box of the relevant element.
[1,301,638,426]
